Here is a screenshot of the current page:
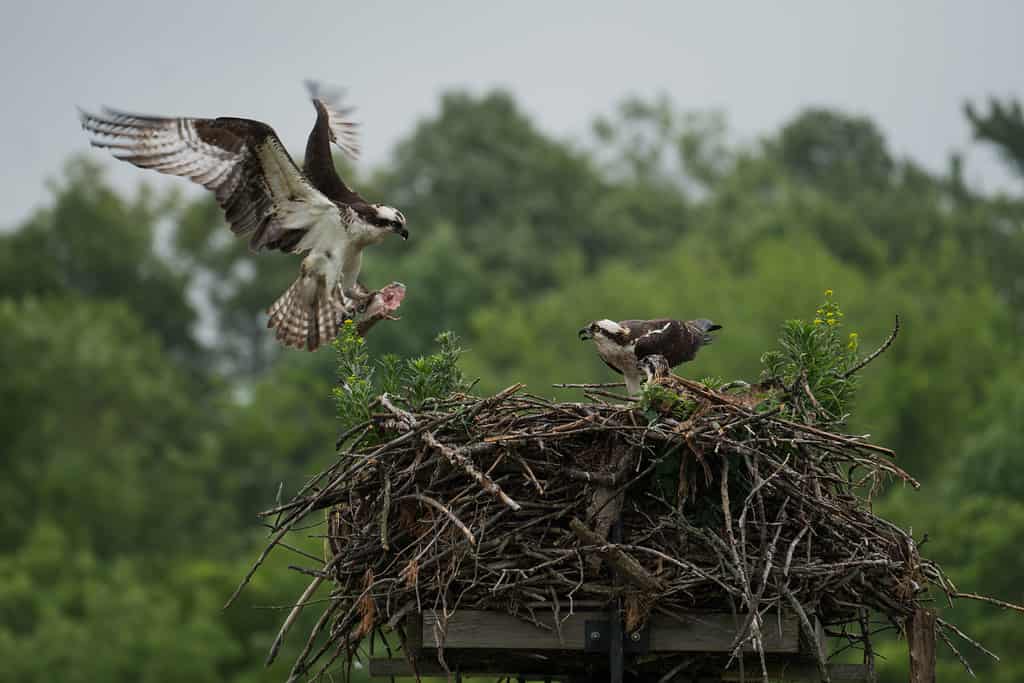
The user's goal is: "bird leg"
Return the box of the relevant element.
[624,371,644,396]
[342,280,375,311]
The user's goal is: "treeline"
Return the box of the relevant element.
[0,92,1022,681]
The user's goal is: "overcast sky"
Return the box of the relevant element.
[3,0,1022,229]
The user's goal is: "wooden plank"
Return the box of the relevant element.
[370,658,867,681]
[368,658,570,679]
[722,662,869,682]
[908,608,936,683]
[421,609,801,653]
[648,612,800,654]
[405,608,422,657]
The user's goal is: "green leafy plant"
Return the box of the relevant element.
[333,320,376,431]
[404,331,468,410]
[639,382,697,420]
[760,289,861,423]
[699,376,725,390]
[333,323,471,439]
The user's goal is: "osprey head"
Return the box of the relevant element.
[374,202,409,240]
[579,319,629,342]
[363,204,408,240]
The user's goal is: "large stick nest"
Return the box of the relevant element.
[245,371,1011,681]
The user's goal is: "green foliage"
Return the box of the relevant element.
[0,159,198,359]
[774,108,894,194]
[403,331,469,410]
[333,320,377,431]
[638,383,697,421]
[965,97,1024,178]
[333,322,470,439]
[760,289,861,422]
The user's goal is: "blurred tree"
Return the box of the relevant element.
[0,159,198,360]
[944,362,1024,500]
[377,90,614,287]
[0,296,226,556]
[966,97,1024,178]
[772,108,894,194]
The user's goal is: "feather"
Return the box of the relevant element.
[79,108,340,252]
[304,80,361,160]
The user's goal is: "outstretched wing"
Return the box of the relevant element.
[304,80,360,160]
[80,109,339,253]
[301,82,366,205]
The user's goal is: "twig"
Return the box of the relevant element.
[841,315,900,379]
[423,431,521,511]
[782,587,830,683]
[953,591,1024,614]
[267,574,325,666]
[403,493,476,545]
[569,518,664,593]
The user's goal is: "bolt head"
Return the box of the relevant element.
[630,631,641,641]
[589,631,601,640]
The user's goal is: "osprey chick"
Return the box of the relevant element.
[579,318,722,394]
[638,354,672,385]
[79,81,407,350]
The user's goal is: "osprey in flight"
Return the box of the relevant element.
[79,81,407,350]
[579,318,722,394]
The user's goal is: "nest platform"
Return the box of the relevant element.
[243,374,990,682]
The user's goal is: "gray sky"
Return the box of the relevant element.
[3,0,1022,229]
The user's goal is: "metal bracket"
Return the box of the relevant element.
[583,620,649,655]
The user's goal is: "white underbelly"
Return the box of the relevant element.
[594,337,637,373]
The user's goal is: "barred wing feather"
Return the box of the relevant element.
[79,108,340,253]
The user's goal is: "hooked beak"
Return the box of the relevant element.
[393,225,409,240]
[578,327,593,341]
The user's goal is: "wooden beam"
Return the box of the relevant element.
[405,607,422,657]
[722,662,868,682]
[368,657,570,679]
[369,658,868,681]
[420,609,800,653]
[907,609,936,683]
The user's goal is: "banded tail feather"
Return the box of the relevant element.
[267,274,341,351]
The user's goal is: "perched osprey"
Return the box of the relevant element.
[578,318,722,394]
[79,81,407,350]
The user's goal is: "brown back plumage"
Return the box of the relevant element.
[623,318,722,367]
